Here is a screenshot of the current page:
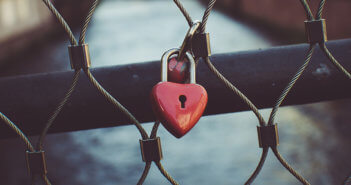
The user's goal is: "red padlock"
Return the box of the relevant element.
[151,49,208,138]
[168,56,189,83]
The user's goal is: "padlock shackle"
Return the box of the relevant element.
[161,48,196,84]
[178,21,201,60]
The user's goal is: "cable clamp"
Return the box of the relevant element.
[68,44,91,70]
[304,19,327,43]
[257,124,279,148]
[25,150,48,176]
[192,32,211,58]
[139,137,163,162]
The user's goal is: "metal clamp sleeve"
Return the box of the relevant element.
[68,44,91,70]
[139,137,163,162]
[25,151,48,176]
[192,33,211,57]
[304,19,327,44]
[257,124,279,148]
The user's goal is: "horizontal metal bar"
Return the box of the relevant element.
[0,39,350,138]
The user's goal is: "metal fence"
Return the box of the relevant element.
[0,0,350,184]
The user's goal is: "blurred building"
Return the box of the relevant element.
[0,0,92,63]
[0,0,52,62]
[0,0,51,43]
[216,0,351,42]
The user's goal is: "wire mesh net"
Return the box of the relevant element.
[0,0,350,184]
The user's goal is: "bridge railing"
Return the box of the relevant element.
[0,0,350,185]
[0,39,350,138]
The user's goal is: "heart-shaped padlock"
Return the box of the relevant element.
[151,49,208,138]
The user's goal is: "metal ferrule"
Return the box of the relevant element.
[192,32,211,57]
[139,137,163,162]
[304,19,327,43]
[257,124,279,148]
[25,150,48,176]
[68,44,91,70]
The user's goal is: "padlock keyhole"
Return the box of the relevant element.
[179,95,187,108]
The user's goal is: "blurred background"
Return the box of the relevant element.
[0,0,350,184]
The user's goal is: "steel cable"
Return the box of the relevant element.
[77,0,150,140]
[200,0,216,33]
[299,0,351,79]
[43,175,52,185]
[286,2,351,183]
[254,0,349,183]
[316,0,326,20]
[263,43,314,184]
[173,0,266,124]
[263,46,315,185]
[2,0,347,184]
[0,113,35,152]
[150,121,161,138]
[171,2,278,183]
[272,147,310,185]
[155,162,179,185]
[38,0,100,151]
[41,0,176,184]
[83,69,149,140]
[204,57,265,125]
[244,147,268,185]
[37,70,80,150]
[0,114,44,184]
[173,0,193,26]
[268,45,316,125]
[39,0,149,146]
[172,0,272,184]
[29,0,101,184]
[134,116,161,183]
[261,1,320,183]
[42,0,149,140]
[173,0,317,184]
[30,174,52,185]
[151,123,178,185]
[137,162,152,185]
[320,44,351,79]
[138,1,224,184]
[136,121,179,185]
[41,0,77,45]
[204,55,272,184]
[264,1,333,184]
[79,0,100,45]
[298,0,314,20]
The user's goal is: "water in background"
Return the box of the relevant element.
[0,1,349,185]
